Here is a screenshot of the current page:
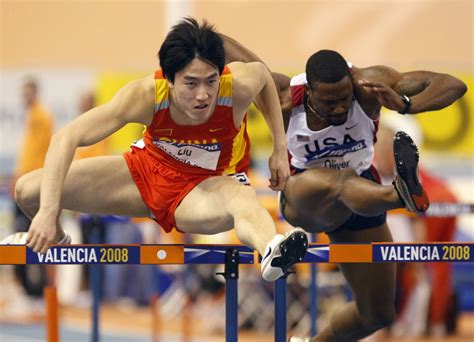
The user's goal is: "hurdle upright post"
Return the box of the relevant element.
[217,248,240,342]
[45,264,59,342]
[88,218,102,342]
[310,233,318,336]
[274,274,290,342]
[44,286,59,342]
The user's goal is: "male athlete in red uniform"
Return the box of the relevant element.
[6,18,308,281]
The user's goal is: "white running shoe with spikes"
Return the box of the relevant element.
[261,228,308,281]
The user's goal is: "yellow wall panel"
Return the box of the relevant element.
[416,75,473,155]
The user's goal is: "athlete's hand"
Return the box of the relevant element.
[268,149,290,191]
[358,80,406,112]
[27,210,58,254]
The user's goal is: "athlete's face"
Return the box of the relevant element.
[170,58,220,121]
[306,75,353,126]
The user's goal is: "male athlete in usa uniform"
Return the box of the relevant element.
[222,34,466,340]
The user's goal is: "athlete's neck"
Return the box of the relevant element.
[304,94,329,130]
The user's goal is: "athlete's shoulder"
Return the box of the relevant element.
[290,73,307,86]
[128,74,156,100]
[227,61,266,79]
[109,74,155,124]
[227,61,268,101]
[289,73,306,108]
[352,65,401,85]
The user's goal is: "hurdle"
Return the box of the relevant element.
[273,241,474,341]
[1,242,472,341]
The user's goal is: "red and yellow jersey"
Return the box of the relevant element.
[141,66,250,175]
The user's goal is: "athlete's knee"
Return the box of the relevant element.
[319,168,358,204]
[317,168,357,195]
[337,168,359,194]
[15,171,41,217]
[338,168,365,208]
[231,184,259,205]
[227,185,268,219]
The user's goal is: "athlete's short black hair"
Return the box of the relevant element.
[158,17,225,83]
[305,50,350,88]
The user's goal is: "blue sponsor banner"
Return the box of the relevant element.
[305,139,367,161]
[26,246,140,264]
[302,244,330,263]
[184,245,254,264]
[373,243,474,263]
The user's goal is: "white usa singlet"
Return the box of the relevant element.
[287,73,378,175]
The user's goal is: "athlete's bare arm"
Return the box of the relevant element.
[353,65,467,118]
[221,33,266,66]
[222,33,293,130]
[227,61,290,191]
[26,76,155,252]
[271,73,293,131]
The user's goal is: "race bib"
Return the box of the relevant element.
[153,140,221,170]
[230,172,251,185]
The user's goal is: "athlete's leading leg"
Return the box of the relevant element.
[342,131,429,215]
[283,168,401,232]
[283,132,427,234]
[313,224,396,341]
[175,176,275,254]
[338,170,401,216]
[175,176,308,281]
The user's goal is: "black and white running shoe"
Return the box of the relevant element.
[393,131,429,213]
[261,228,308,281]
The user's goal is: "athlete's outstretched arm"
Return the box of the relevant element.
[355,66,467,115]
[25,76,155,253]
[394,70,467,113]
[229,61,290,191]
